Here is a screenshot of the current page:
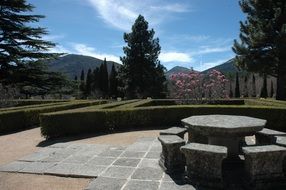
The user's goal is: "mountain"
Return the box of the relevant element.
[202,58,239,74]
[165,66,191,78]
[48,54,121,79]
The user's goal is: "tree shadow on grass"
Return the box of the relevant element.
[36,125,169,148]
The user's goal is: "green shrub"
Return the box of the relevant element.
[245,99,286,107]
[1,99,69,108]
[0,102,68,112]
[40,104,286,139]
[0,100,107,134]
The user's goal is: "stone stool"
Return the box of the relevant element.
[180,143,227,188]
[158,135,185,174]
[159,127,187,139]
[255,128,286,145]
[242,145,286,189]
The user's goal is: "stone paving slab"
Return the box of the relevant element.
[86,177,127,190]
[0,137,198,190]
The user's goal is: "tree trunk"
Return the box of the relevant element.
[276,61,286,100]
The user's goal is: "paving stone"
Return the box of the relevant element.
[149,143,162,152]
[138,159,160,169]
[45,163,82,176]
[159,182,194,190]
[123,180,159,190]
[136,137,156,142]
[0,161,30,172]
[62,155,93,164]
[107,145,127,151]
[18,152,50,162]
[98,150,123,157]
[131,167,163,180]
[87,157,116,166]
[112,158,141,167]
[76,145,109,157]
[72,164,106,177]
[125,142,151,152]
[121,151,146,158]
[86,177,126,190]
[20,162,56,174]
[41,152,72,162]
[49,143,71,148]
[162,173,186,182]
[145,151,161,159]
[100,166,135,179]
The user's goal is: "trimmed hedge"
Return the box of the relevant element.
[0,102,68,112]
[40,104,286,139]
[0,100,107,134]
[0,99,69,108]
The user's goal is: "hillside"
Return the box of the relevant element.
[165,66,191,78]
[202,58,239,74]
[48,54,121,79]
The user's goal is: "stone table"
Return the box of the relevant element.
[182,115,266,157]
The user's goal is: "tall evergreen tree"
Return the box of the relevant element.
[92,67,100,92]
[229,81,233,98]
[118,15,166,98]
[251,74,257,97]
[99,59,109,97]
[232,0,286,100]
[270,80,274,98]
[260,74,268,98]
[79,69,85,96]
[0,0,61,85]
[243,75,248,97]
[235,72,241,98]
[85,68,92,96]
[74,75,78,81]
[109,64,118,98]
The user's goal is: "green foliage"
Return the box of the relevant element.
[233,0,286,100]
[40,101,286,138]
[109,64,118,98]
[251,74,256,97]
[235,72,240,98]
[99,59,109,97]
[0,100,106,134]
[119,15,167,98]
[260,74,268,98]
[85,68,92,96]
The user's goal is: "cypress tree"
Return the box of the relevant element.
[260,74,268,98]
[79,69,85,96]
[243,75,248,97]
[74,75,78,81]
[119,15,166,98]
[233,0,286,100]
[270,80,274,98]
[85,68,92,96]
[229,81,233,98]
[92,68,100,92]
[99,59,109,97]
[235,72,241,98]
[251,74,257,97]
[109,64,118,98]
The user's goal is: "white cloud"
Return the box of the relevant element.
[72,43,121,63]
[86,0,190,31]
[192,46,231,56]
[42,34,65,41]
[159,52,193,63]
[48,45,71,54]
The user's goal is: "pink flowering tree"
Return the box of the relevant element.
[170,69,228,102]
[203,69,228,100]
[170,71,204,101]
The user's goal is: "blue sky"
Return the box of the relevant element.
[28,0,245,71]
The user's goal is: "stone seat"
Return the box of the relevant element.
[255,128,286,145]
[180,143,227,188]
[158,135,185,174]
[159,126,187,139]
[242,145,286,189]
[275,136,286,147]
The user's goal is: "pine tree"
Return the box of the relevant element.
[251,74,257,97]
[74,75,78,81]
[0,0,61,84]
[270,80,274,98]
[232,0,286,100]
[243,75,248,97]
[260,74,268,98]
[109,64,118,98]
[118,15,166,98]
[99,59,109,97]
[92,68,100,92]
[85,68,92,96]
[235,72,241,98]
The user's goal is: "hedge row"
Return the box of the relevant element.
[0,100,107,134]
[244,99,286,107]
[0,99,69,108]
[40,104,286,139]
[0,102,68,112]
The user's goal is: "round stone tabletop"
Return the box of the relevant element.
[182,115,266,137]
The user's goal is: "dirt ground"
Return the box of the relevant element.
[0,127,161,190]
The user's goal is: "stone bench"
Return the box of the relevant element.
[275,136,286,147]
[242,145,286,189]
[255,128,286,145]
[180,143,227,188]
[158,135,186,174]
[159,126,187,139]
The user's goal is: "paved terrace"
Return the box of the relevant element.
[0,137,193,190]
